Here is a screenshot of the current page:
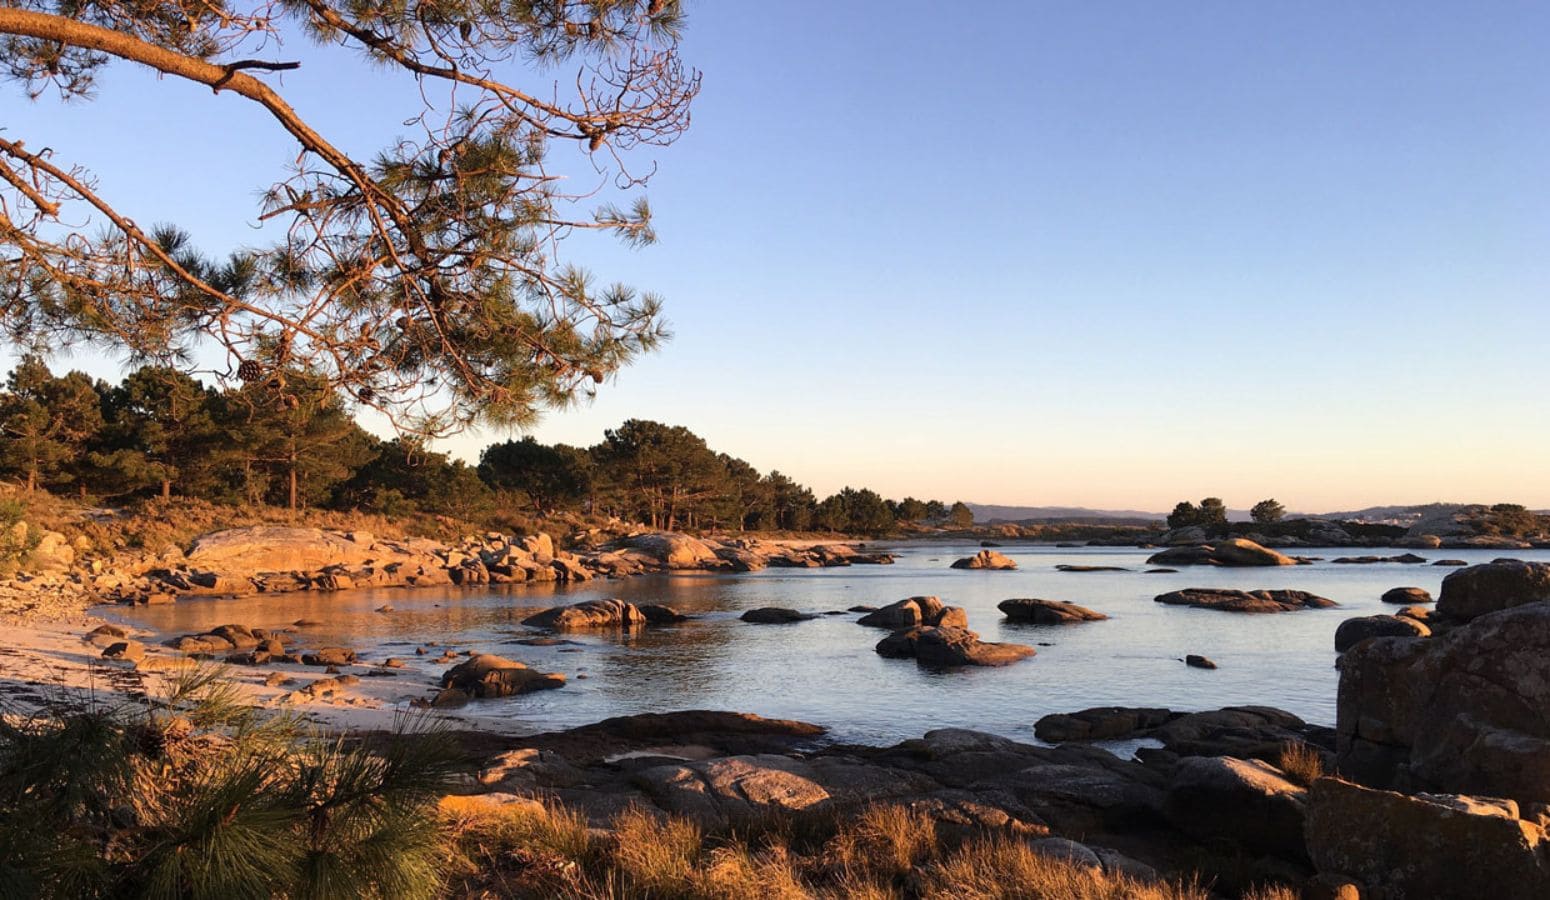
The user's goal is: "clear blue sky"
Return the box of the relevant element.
[8,1,1550,511]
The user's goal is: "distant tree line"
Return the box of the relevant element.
[0,357,969,534]
[1166,497,1287,533]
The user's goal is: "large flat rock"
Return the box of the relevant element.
[185,526,378,575]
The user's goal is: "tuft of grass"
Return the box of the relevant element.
[1240,886,1300,900]
[918,836,1201,900]
[1277,741,1326,787]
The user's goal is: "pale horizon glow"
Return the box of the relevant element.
[7,1,1550,511]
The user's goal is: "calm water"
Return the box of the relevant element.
[111,543,1550,746]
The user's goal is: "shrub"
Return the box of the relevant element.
[0,669,458,899]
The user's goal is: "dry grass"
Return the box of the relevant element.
[1240,887,1300,900]
[1276,741,1326,787]
[439,799,1243,900]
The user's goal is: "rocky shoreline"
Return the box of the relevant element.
[65,526,893,609]
[6,519,1550,896]
[432,558,1550,897]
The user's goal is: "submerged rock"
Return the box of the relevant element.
[1146,538,1297,568]
[857,595,956,628]
[1154,588,1337,613]
[639,604,690,624]
[1381,586,1432,605]
[998,598,1109,624]
[523,598,645,630]
[1035,707,1174,743]
[950,550,1017,570]
[440,653,565,699]
[740,607,819,624]
[875,626,1035,667]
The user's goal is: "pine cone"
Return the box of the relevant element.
[237,359,263,382]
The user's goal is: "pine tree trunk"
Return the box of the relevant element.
[26,465,35,493]
[160,479,171,499]
[288,435,299,512]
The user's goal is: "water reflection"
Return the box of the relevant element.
[112,544,1550,745]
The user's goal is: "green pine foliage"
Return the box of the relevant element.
[2,0,698,435]
[0,670,458,899]
[0,359,957,535]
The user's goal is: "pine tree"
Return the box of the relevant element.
[0,355,102,492]
[478,437,593,513]
[1250,498,1286,524]
[0,1,697,433]
[765,471,816,531]
[234,370,375,511]
[591,420,724,530]
[91,367,222,499]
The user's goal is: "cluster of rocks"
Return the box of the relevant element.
[522,597,689,630]
[162,622,297,663]
[0,518,96,621]
[3,518,81,572]
[459,706,1339,892]
[136,617,573,708]
[459,592,1550,900]
[82,526,892,606]
[1151,516,1540,551]
[1336,560,1550,798]
[851,595,1037,668]
[1302,557,1550,896]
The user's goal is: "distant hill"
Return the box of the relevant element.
[1305,503,1468,525]
[967,504,1166,526]
[967,500,1538,527]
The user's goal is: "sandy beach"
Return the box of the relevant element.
[0,607,542,737]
